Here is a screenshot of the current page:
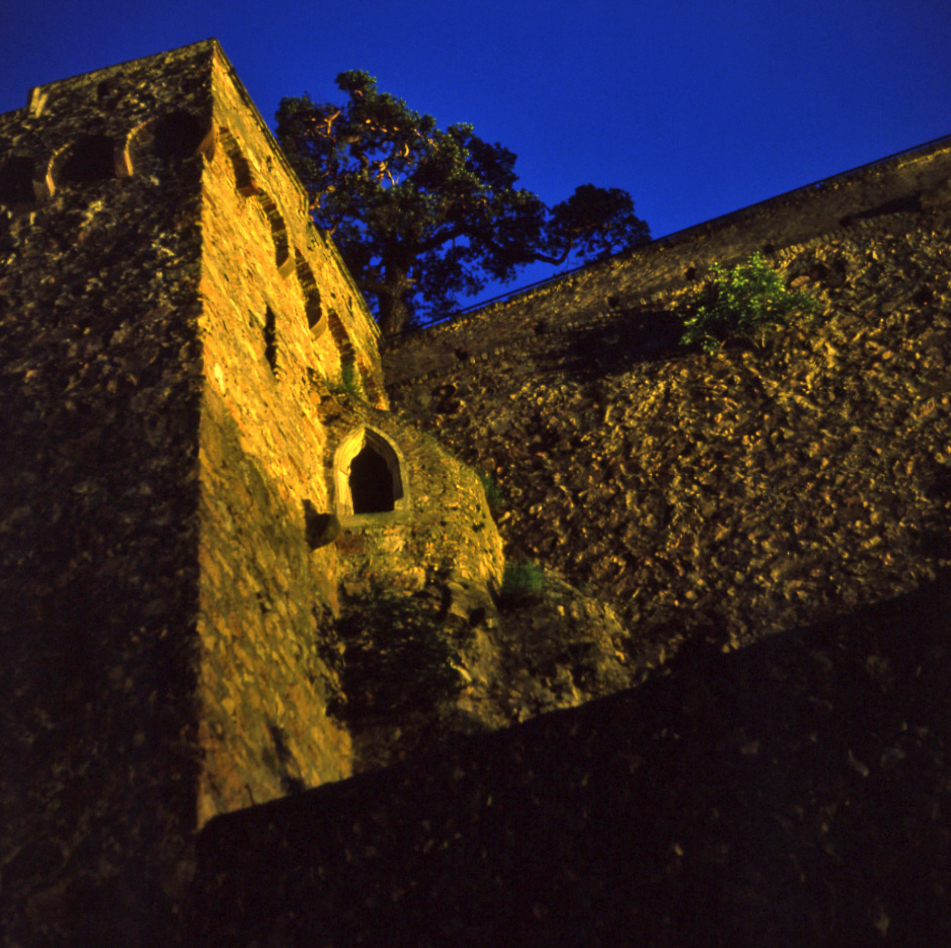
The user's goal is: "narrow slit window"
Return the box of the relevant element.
[264,307,278,376]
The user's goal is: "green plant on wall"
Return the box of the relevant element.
[331,590,466,724]
[477,471,505,514]
[501,560,546,607]
[680,252,819,354]
[330,361,363,399]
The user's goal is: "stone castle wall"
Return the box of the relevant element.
[196,48,504,796]
[194,46,378,822]
[4,37,951,948]
[384,132,951,386]
[193,65,951,948]
[0,41,215,946]
[0,40,505,945]
[386,154,951,676]
[188,128,951,948]
[195,572,951,947]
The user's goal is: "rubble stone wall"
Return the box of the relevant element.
[194,572,951,948]
[0,41,215,948]
[0,40,507,944]
[388,195,951,677]
[193,48,386,821]
[384,134,951,386]
[195,47,506,802]
[9,36,951,948]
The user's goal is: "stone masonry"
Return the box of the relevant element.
[0,41,501,945]
[3,38,951,948]
[386,139,951,679]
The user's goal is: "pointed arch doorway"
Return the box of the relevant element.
[333,427,411,526]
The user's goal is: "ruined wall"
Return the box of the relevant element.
[190,136,951,947]
[0,42,213,947]
[0,38,392,942]
[387,173,951,678]
[325,401,502,598]
[195,571,951,948]
[321,396,504,768]
[194,45,509,804]
[11,36,951,948]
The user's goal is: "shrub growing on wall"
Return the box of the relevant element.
[477,471,505,515]
[680,252,819,354]
[332,590,466,724]
[330,361,363,399]
[501,560,546,607]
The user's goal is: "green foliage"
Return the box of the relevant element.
[501,560,546,606]
[276,74,649,334]
[332,590,465,723]
[680,252,820,354]
[477,471,504,513]
[329,361,363,399]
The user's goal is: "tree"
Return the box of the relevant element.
[276,72,650,334]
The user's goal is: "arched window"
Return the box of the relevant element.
[257,192,292,275]
[151,110,206,160]
[333,427,410,525]
[124,110,208,174]
[294,250,325,337]
[55,135,116,186]
[350,445,394,513]
[0,156,36,207]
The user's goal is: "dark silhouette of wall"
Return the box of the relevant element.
[194,573,951,947]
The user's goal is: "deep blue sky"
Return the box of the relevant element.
[3,0,950,299]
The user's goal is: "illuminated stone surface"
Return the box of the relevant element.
[3,38,951,947]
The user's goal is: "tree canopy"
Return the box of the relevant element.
[276,72,650,334]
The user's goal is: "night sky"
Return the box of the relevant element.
[3,0,950,302]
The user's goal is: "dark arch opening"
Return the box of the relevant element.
[152,110,206,160]
[258,193,290,272]
[58,135,115,185]
[0,156,35,206]
[350,445,395,514]
[294,251,324,334]
[305,288,322,332]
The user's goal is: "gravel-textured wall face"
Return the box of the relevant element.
[0,42,213,948]
[9,38,951,947]
[388,204,951,679]
[194,44,507,806]
[324,400,502,595]
[0,39,507,943]
[319,396,504,769]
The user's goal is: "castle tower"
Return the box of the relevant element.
[0,39,383,943]
[1,39,506,943]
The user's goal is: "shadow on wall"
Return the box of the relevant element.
[194,570,951,947]
[536,308,686,381]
